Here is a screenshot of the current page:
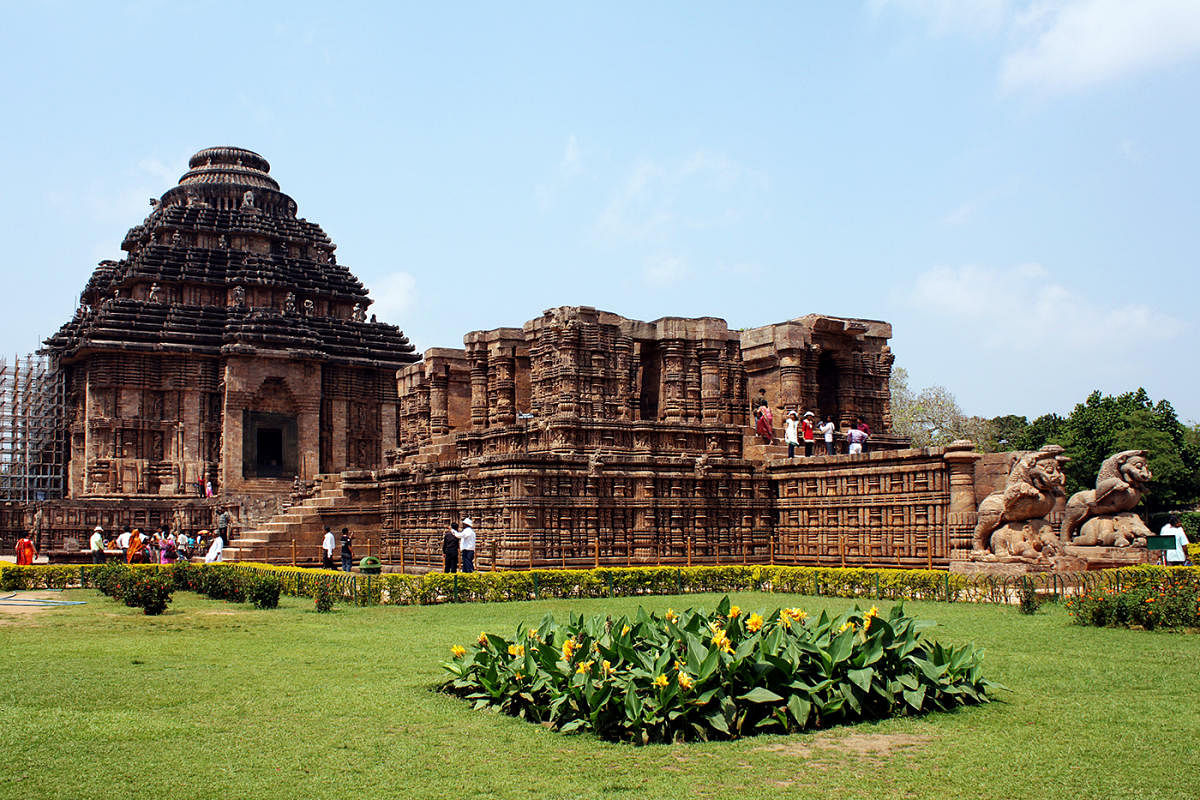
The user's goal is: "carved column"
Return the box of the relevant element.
[429,366,449,435]
[494,350,516,427]
[943,441,982,555]
[661,341,684,423]
[778,349,803,412]
[699,348,722,424]
[469,352,488,430]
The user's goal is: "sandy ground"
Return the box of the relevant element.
[0,590,74,618]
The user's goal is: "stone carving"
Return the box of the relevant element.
[171,231,182,247]
[231,285,245,308]
[352,303,366,322]
[694,452,711,478]
[147,283,162,303]
[218,234,228,249]
[284,292,297,315]
[587,452,604,478]
[1062,450,1152,547]
[973,445,1069,559]
[303,298,315,316]
[241,190,255,209]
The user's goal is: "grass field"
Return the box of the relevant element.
[2,589,1197,800]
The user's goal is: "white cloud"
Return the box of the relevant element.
[905,263,1185,358]
[643,254,687,288]
[595,150,767,244]
[368,271,417,323]
[873,0,1200,93]
[1001,0,1200,92]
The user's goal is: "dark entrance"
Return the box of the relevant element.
[816,351,840,424]
[242,410,299,479]
[639,342,660,421]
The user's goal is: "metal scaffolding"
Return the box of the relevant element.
[0,353,66,501]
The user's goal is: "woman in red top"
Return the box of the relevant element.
[15,534,37,565]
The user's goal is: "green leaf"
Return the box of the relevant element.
[559,718,586,734]
[786,694,811,728]
[738,687,784,704]
[706,711,731,736]
[903,685,927,710]
[846,667,874,692]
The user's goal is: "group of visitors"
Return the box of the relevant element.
[321,526,357,571]
[80,524,223,564]
[442,517,477,573]
[763,392,872,457]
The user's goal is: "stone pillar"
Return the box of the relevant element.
[699,349,722,424]
[661,341,684,423]
[329,398,348,471]
[494,351,516,426]
[379,399,398,455]
[429,367,449,435]
[943,441,982,554]
[469,353,488,429]
[778,349,803,412]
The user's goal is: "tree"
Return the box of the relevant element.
[890,368,995,447]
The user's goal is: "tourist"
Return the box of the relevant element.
[216,510,231,545]
[14,532,37,565]
[784,411,799,458]
[443,522,460,573]
[126,530,147,564]
[802,411,816,457]
[116,525,132,554]
[160,530,177,564]
[846,425,868,455]
[819,414,836,455]
[459,517,476,573]
[857,418,871,454]
[340,528,354,572]
[204,533,224,563]
[1161,513,1190,566]
[754,391,773,444]
[89,525,106,564]
[205,480,214,498]
[321,526,336,570]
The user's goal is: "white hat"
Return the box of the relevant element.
[94,525,103,532]
[803,411,815,417]
[462,517,473,527]
[787,410,797,418]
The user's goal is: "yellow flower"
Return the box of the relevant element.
[526,628,540,640]
[561,637,578,660]
[780,615,793,629]
[866,605,879,618]
[477,631,489,647]
[601,659,613,677]
[708,620,722,634]
[837,621,854,634]
[576,660,595,675]
[674,659,687,673]
[508,643,525,657]
[710,628,733,654]
[728,605,741,619]
[621,624,631,636]
[665,608,679,623]
[746,613,764,633]
[783,607,808,623]
[450,645,466,659]
[653,674,669,688]
[678,672,694,690]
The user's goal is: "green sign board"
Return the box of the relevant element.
[1145,535,1176,551]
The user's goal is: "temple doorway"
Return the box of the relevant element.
[816,351,840,423]
[242,410,298,478]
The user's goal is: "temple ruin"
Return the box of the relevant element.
[2,146,1150,573]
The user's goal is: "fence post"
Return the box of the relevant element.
[687,537,692,568]
[291,539,296,567]
[367,538,372,558]
[399,539,405,575]
[944,572,950,602]
[594,536,600,569]
[491,539,497,571]
[769,535,775,566]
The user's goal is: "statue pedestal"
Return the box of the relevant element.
[1053,545,1151,571]
[949,559,1054,577]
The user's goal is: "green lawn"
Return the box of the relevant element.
[1,589,1197,800]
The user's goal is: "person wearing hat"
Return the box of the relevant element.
[340,527,354,572]
[89,525,106,564]
[784,411,800,459]
[801,411,816,457]
[459,517,477,573]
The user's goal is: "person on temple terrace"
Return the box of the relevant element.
[15,532,37,565]
[819,414,836,455]
[802,411,816,456]
[321,526,336,570]
[340,527,354,572]
[856,417,871,454]
[784,410,799,458]
[845,424,869,455]
[443,522,461,573]
[459,517,476,573]
[1161,513,1190,566]
[89,525,106,564]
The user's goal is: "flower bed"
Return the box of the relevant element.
[1065,575,1200,630]
[439,596,998,744]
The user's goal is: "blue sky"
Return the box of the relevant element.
[1,1,1196,421]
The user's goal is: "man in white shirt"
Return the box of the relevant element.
[1161,513,1190,565]
[459,517,477,573]
[89,525,106,564]
[321,526,336,570]
[116,527,132,551]
[819,416,836,456]
[204,534,224,563]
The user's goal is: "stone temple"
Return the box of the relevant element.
[6,147,1149,573]
[45,147,418,505]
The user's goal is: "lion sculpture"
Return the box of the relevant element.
[1061,450,1152,546]
[973,445,1069,558]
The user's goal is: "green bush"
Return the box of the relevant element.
[121,570,174,615]
[313,579,334,613]
[1066,573,1200,630]
[247,575,282,609]
[440,595,999,744]
[198,565,245,603]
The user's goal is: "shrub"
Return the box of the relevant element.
[440,595,999,744]
[313,579,334,613]
[121,570,174,615]
[247,574,282,609]
[1066,576,1200,630]
[198,565,245,603]
[1018,579,1041,615]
